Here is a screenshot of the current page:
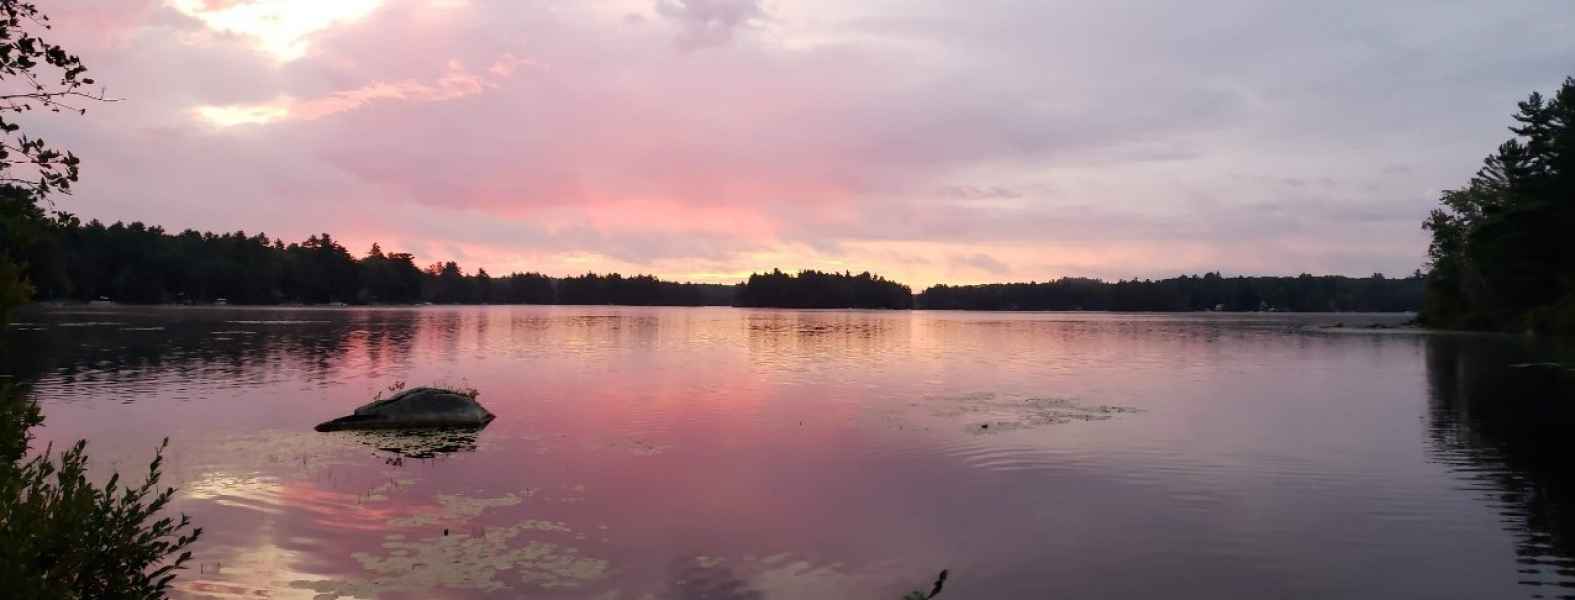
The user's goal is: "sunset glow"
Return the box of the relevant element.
[9,3,1575,596]
[193,102,290,127]
[194,55,530,126]
[47,1,1575,287]
[167,0,382,61]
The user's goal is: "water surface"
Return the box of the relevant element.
[5,306,1574,599]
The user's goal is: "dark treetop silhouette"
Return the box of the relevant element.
[736,269,914,309]
[7,212,735,307]
[4,211,1425,312]
[915,272,1422,312]
[1420,77,1575,334]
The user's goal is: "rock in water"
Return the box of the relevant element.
[314,387,496,432]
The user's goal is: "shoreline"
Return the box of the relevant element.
[17,300,1424,315]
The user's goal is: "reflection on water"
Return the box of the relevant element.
[345,428,486,459]
[5,306,1575,598]
[1425,336,1575,598]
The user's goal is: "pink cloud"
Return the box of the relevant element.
[33,0,1569,286]
[194,53,533,125]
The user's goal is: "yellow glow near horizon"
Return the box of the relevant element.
[194,102,291,127]
[168,0,383,61]
[192,54,527,127]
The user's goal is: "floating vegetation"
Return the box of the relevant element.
[363,478,418,502]
[288,523,610,598]
[650,552,921,599]
[206,427,492,471]
[542,484,588,504]
[55,321,126,327]
[118,326,166,332]
[602,438,671,456]
[386,493,529,527]
[288,492,599,598]
[212,430,358,466]
[347,428,487,459]
[898,393,1142,435]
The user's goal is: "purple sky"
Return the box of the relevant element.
[26,1,1575,287]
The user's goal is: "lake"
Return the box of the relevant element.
[4,306,1574,599]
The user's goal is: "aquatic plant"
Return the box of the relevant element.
[289,495,608,598]
[903,569,948,599]
[379,378,480,402]
[375,379,409,401]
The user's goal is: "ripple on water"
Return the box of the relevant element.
[289,495,609,598]
[934,440,1085,474]
[893,392,1142,435]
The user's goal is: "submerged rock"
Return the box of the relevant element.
[315,387,496,432]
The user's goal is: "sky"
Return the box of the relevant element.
[26,0,1575,288]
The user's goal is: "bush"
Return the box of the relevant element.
[0,383,202,600]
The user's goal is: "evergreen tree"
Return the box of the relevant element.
[1421,77,1575,333]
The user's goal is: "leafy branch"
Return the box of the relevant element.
[0,0,116,198]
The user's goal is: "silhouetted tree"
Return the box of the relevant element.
[736,269,913,309]
[497,271,555,304]
[18,218,739,307]
[915,273,1422,312]
[359,244,423,303]
[1421,76,1575,333]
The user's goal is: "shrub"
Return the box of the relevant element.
[0,383,202,600]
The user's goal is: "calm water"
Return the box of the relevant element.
[4,306,1575,599]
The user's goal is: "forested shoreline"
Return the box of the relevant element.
[738,269,914,309]
[1419,77,1575,334]
[2,209,1426,312]
[8,212,736,306]
[916,273,1423,312]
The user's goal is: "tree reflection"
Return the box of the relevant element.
[1425,335,1575,596]
[0,308,421,390]
[345,427,484,460]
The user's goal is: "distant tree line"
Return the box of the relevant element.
[1421,77,1575,334]
[5,210,1432,313]
[735,269,914,309]
[916,272,1423,312]
[7,213,734,306]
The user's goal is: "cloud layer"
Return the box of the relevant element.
[31,0,1575,286]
